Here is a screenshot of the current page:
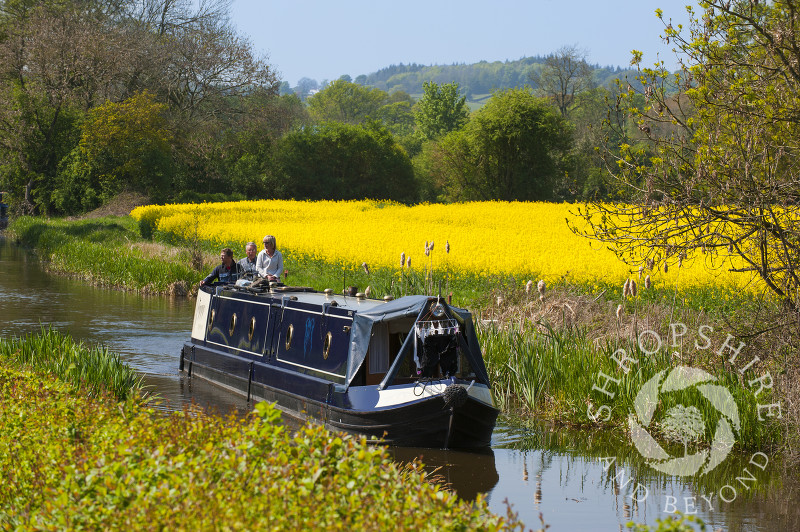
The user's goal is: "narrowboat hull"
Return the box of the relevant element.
[182,285,498,449]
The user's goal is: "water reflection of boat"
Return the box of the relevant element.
[181,284,498,448]
[389,447,499,500]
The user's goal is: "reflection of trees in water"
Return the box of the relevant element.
[494,420,798,528]
[521,448,548,508]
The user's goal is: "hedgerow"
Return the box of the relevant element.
[0,364,521,531]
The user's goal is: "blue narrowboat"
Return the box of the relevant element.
[181,284,498,449]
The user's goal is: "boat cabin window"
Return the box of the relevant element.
[368,324,390,374]
[365,318,415,385]
[364,317,479,385]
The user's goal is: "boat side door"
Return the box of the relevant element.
[272,300,350,380]
[263,301,282,360]
[319,306,352,376]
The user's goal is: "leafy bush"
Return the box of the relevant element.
[273,122,418,203]
[627,513,707,531]
[0,364,521,531]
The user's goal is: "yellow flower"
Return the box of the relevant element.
[130,200,754,293]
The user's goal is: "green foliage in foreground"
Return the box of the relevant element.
[0,328,141,401]
[628,513,707,531]
[0,364,521,531]
[10,215,202,293]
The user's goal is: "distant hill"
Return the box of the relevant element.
[348,56,643,104]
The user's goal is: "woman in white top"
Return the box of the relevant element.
[256,234,284,281]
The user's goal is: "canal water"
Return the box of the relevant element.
[1,238,798,531]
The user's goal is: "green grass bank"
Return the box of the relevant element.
[8,215,202,295]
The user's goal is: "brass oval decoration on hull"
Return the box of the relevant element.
[285,324,294,350]
[208,309,216,333]
[323,331,332,359]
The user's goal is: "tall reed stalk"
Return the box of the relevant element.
[0,328,142,401]
[478,320,781,450]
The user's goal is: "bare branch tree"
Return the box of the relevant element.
[575,0,800,314]
[530,44,595,119]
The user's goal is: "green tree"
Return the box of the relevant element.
[375,102,414,138]
[124,0,277,120]
[428,88,572,201]
[563,84,645,201]
[53,91,172,213]
[294,77,318,100]
[579,0,800,312]
[0,2,125,212]
[272,122,417,203]
[306,79,389,124]
[377,90,419,156]
[222,92,309,198]
[414,81,469,140]
[129,0,278,196]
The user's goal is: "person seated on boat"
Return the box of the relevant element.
[256,234,283,282]
[200,248,240,287]
[237,241,258,276]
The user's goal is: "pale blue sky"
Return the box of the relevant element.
[230,0,698,86]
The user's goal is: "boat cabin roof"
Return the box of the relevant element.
[219,285,415,314]
[206,285,490,390]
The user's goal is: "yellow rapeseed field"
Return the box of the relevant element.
[131,200,753,291]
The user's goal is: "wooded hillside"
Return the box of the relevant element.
[284,56,642,105]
